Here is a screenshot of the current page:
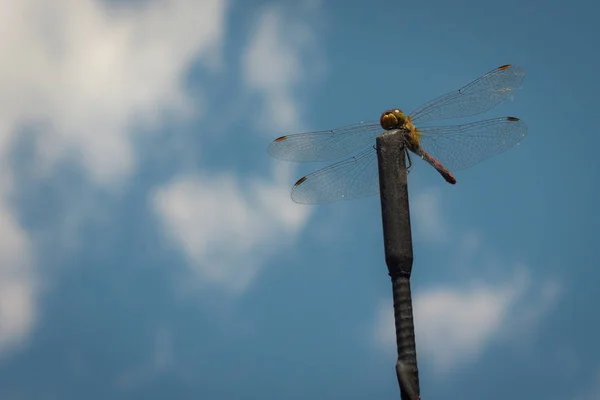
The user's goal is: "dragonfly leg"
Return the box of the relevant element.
[405,150,413,173]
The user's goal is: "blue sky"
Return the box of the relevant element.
[0,0,599,399]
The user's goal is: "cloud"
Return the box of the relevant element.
[152,168,308,293]
[412,269,527,371]
[242,4,323,133]
[374,267,561,374]
[152,4,322,293]
[373,189,562,372]
[0,196,35,355]
[0,0,228,354]
[2,0,227,184]
[411,188,447,242]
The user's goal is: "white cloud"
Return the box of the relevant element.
[0,0,228,354]
[242,4,322,133]
[0,194,35,355]
[374,185,562,374]
[152,166,309,293]
[374,267,561,374]
[0,154,35,356]
[2,0,227,184]
[411,188,447,242]
[152,4,322,293]
[412,270,527,371]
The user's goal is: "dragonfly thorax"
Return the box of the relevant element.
[380,109,421,150]
[380,109,408,130]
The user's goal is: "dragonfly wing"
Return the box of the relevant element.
[291,147,379,204]
[409,65,525,125]
[268,121,382,162]
[417,117,527,171]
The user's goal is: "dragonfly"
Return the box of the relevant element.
[268,64,527,204]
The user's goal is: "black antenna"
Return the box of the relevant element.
[376,130,420,400]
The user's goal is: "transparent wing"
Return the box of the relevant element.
[268,121,382,162]
[409,65,525,125]
[417,117,527,171]
[291,146,379,204]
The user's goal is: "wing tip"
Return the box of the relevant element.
[268,138,287,158]
[294,176,307,187]
[506,116,528,136]
[498,64,525,77]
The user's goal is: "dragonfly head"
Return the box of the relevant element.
[380,109,407,130]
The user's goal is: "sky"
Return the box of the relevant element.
[0,0,599,399]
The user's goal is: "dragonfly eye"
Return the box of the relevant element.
[380,109,406,130]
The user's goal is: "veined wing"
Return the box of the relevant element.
[417,117,527,171]
[291,147,379,204]
[268,121,382,162]
[409,65,525,125]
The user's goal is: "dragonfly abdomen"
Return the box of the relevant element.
[419,149,457,184]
